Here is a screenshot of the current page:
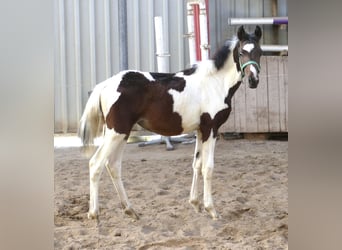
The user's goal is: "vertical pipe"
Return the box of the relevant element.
[186,3,196,65]
[175,0,184,70]
[131,0,140,69]
[271,0,279,45]
[193,4,201,61]
[271,0,278,18]
[161,0,169,71]
[154,15,173,150]
[89,0,96,88]
[118,0,128,70]
[147,0,155,70]
[199,2,209,60]
[73,0,82,122]
[154,16,170,73]
[58,0,68,133]
[205,0,210,57]
[104,0,112,78]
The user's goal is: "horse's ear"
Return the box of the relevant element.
[254,25,262,41]
[237,26,246,41]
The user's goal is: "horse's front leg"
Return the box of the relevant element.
[189,130,203,212]
[201,131,218,220]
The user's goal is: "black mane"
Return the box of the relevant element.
[212,40,235,70]
[181,65,198,75]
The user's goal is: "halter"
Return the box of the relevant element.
[240,59,261,78]
[238,43,261,78]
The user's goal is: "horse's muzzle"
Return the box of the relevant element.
[248,76,259,89]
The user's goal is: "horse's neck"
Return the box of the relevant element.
[207,53,241,97]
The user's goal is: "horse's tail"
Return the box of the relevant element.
[78,83,106,156]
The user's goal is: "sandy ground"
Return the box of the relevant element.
[54,136,288,249]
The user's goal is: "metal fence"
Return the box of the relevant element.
[54,0,288,133]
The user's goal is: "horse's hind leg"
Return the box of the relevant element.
[88,130,138,220]
[104,133,139,220]
[88,144,106,219]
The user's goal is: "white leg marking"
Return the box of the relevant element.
[104,134,139,220]
[189,131,203,212]
[201,131,218,219]
[88,129,139,220]
[88,146,106,219]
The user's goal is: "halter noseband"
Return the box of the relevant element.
[240,60,260,78]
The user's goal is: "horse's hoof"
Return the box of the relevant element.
[205,206,219,220]
[124,207,140,220]
[189,200,201,213]
[87,211,98,220]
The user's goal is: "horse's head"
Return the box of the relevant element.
[235,26,263,89]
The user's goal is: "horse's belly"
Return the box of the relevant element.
[178,111,200,133]
[138,109,199,136]
[137,119,182,136]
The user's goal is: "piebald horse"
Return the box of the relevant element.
[79,26,263,220]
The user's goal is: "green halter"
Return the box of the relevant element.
[240,60,261,78]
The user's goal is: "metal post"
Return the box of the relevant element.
[186,3,197,65]
[138,16,174,150]
[138,16,194,150]
[118,0,128,70]
[154,16,170,73]
[154,16,173,150]
[89,0,96,88]
[58,0,68,133]
[199,2,209,60]
[271,0,279,45]
[193,4,201,61]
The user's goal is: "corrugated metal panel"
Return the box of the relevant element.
[55,0,189,132]
[54,0,287,133]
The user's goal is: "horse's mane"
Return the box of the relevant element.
[211,38,238,71]
[151,38,238,78]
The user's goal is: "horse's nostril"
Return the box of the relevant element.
[248,77,258,89]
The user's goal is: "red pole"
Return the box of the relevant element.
[193,4,201,61]
[205,0,210,57]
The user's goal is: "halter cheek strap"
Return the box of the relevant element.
[240,60,261,78]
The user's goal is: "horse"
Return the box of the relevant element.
[78,25,263,220]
